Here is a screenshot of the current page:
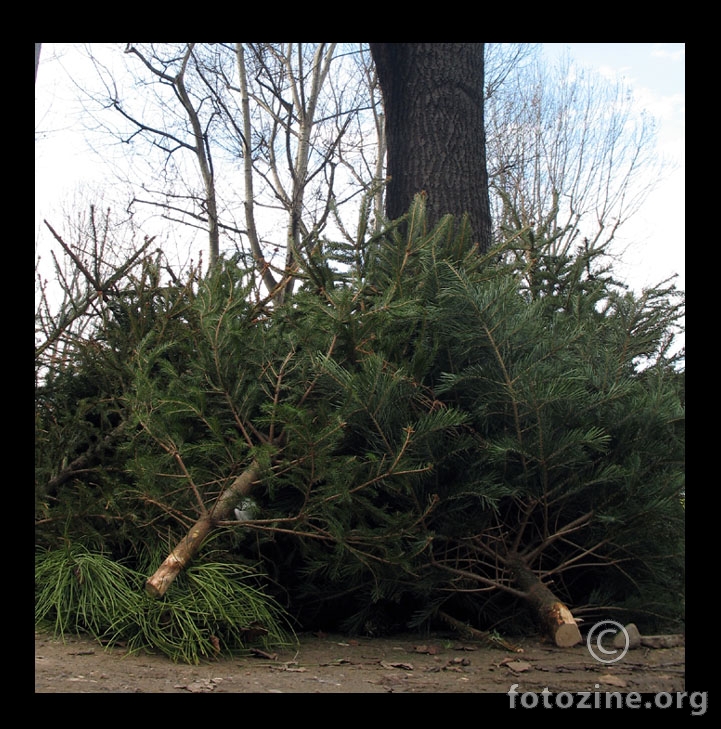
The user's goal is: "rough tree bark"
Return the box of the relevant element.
[369,43,492,252]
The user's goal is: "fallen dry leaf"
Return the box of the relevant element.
[249,648,277,660]
[381,660,414,670]
[599,674,627,688]
[505,660,532,673]
[413,644,440,655]
[176,677,223,693]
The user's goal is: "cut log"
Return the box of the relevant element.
[538,601,583,648]
[509,556,582,648]
[640,634,685,649]
[145,462,260,598]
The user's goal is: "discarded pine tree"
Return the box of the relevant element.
[36,197,685,646]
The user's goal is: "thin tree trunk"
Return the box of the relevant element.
[175,44,220,269]
[145,462,261,598]
[509,555,582,647]
[283,43,337,302]
[236,44,279,298]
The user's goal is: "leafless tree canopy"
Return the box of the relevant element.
[485,47,664,259]
[37,43,666,307]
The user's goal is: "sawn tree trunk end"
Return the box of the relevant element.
[510,556,582,648]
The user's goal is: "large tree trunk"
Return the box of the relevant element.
[509,555,582,648]
[145,462,260,598]
[369,43,492,252]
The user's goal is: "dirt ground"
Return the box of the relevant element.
[34,629,685,694]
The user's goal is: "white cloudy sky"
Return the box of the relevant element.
[542,43,684,293]
[35,43,685,297]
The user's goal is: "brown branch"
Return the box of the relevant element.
[37,222,157,360]
[430,558,528,600]
[520,510,594,563]
[42,421,130,496]
[438,610,523,652]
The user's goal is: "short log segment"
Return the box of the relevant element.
[509,556,582,648]
[640,634,685,649]
[145,462,260,598]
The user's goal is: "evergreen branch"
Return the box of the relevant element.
[520,510,595,563]
[442,264,528,466]
[135,494,198,529]
[430,557,528,600]
[171,449,210,517]
[41,420,130,495]
[203,280,265,448]
[298,334,338,407]
[264,345,297,445]
[321,462,434,505]
[135,413,209,518]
